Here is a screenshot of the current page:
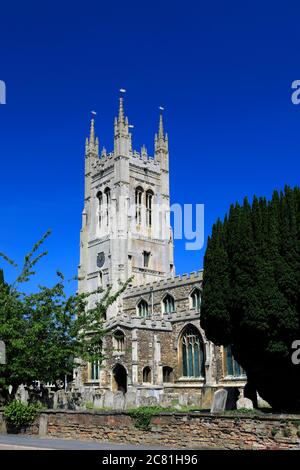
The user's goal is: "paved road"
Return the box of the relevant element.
[0,434,169,450]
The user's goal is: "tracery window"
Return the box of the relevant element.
[180,325,205,378]
[224,345,246,378]
[163,294,175,314]
[190,289,201,311]
[113,330,125,353]
[137,299,149,317]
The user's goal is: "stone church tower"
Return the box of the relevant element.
[75,95,246,409]
[78,95,175,317]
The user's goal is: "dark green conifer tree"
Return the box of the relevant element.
[201,186,300,410]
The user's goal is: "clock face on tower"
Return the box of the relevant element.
[97,252,105,268]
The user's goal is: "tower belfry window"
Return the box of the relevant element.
[135,187,143,225]
[104,188,110,227]
[143,251,151,268]
[97,191,103,228]
[146,190,153,227]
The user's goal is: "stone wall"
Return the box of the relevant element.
[2,410,300,450]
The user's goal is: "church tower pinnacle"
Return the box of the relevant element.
[114,90,131,156]
[155,107,169,169]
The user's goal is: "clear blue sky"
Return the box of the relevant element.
[0,0,299,293]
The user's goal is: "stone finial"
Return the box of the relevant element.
[85,117,99,156]
[155,108,168,154]
[141,145,147,158]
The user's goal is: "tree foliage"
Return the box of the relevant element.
[0,231,128,399]
[4,400,41,429]
[201,186,300,411]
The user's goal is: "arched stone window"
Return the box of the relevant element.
[96,191,103,227]
[163,294,175,314]
[113,329,125,353]
[137,299,149,317]
[146,190,154,227]
[179,325,205,378]
[162,366,174,383]
[142,366,151,383]
[190,288,201,311]
[135,186,143,225]
[224,345,246,378]
[104,187,110,226]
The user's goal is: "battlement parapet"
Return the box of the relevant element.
[123,270,203,297]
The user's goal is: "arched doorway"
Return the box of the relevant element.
[112,364,127,393]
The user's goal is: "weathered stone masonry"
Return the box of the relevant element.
[1,410,300,450]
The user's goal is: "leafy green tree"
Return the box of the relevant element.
[0,231,127,401]
[201,186,300,411]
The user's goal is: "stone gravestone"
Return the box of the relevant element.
[39,414,48,437]
[16,384,29,405]
[257,393,271,409]
[93,394,103,409]
[113,391,125,411]
[103,390,114,409]
[236,397,253,410]
[0,341,6,365]
[53,391,58,409]
[125,389,137,409]
[210,389,228,413]
[140,396,158,407]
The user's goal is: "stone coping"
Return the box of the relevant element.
[1,408,299,422]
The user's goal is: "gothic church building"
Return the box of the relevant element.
[75,96,246,408]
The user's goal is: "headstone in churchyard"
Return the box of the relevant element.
[140,396,158,407]
[113,391,125,411]
[103,390,114,409]
[17,384,29,405]
[53,391,58,409]
[93,394,103,409]
[0,341,6,364]
[210,388,228,413]
[257,393,271,409]
[125,389,137,409]
[187,393,202,407]
[236,397,253,410]
[179,394,188,407]
[39,415,48,437]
